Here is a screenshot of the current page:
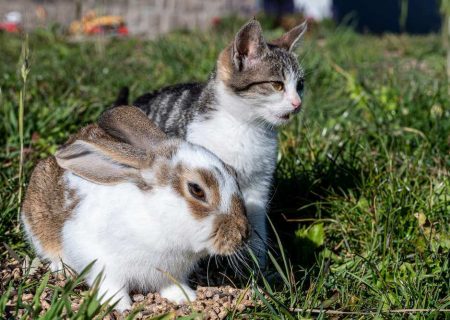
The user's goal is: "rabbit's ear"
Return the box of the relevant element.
[55,139,147,185]
[99,106,167,151]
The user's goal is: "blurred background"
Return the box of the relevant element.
[0,0,444,37]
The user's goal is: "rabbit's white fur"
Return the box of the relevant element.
[61,172,211,310]
[21,106,249,312]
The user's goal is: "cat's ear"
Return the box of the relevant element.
[271,21,307,52]
[232,19,268,71]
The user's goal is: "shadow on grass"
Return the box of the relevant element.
[269,155,364,268]
[190,154,366,288]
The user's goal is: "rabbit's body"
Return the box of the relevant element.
[22,107,249,311]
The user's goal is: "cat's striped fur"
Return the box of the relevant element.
[133,80,215,137]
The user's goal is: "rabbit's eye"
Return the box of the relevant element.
[271,81,284,92]
[188,183,206,201]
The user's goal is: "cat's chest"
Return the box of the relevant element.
[186,111,278,188]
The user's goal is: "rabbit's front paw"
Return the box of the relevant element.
[114,297,132,313]
[96,279,131,312]
[160,284,196,304]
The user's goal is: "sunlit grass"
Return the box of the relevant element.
[0,22,448,318]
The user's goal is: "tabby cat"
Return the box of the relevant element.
[114,19,307,266]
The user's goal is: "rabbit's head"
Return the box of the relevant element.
[55,106,250,257]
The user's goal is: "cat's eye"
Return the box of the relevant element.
[297,79,305,96]
[188,183,206,201]
[271,82,284,92]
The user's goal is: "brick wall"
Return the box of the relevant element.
[0,0,258,37]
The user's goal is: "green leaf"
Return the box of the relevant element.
[295,223,325,247]
[32,272,50,316]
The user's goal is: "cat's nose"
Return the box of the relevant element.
[291,98,302,110]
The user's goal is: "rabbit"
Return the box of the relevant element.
[21,106,250,312]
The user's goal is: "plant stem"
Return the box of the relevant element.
[18,35,30,210]
[442,0,450,95]
[447,15,450,95]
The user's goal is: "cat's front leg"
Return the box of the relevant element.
[243,191,269,269]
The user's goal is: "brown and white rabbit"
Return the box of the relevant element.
[21,106,250,311]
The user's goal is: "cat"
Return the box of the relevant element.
[114,19,307,267]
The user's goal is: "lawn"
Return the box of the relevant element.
[0,20,449,319]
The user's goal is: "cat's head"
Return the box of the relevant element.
[217,19,307,126]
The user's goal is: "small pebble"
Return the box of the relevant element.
[237,303,246,312]
[133,294,145,302]
[218,310,228,319]
[21,293,33,301]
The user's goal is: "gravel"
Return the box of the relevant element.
[1,255,256,319]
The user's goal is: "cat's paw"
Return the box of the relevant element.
[160,284,196,304]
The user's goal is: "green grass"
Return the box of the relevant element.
[0,21,449,319]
